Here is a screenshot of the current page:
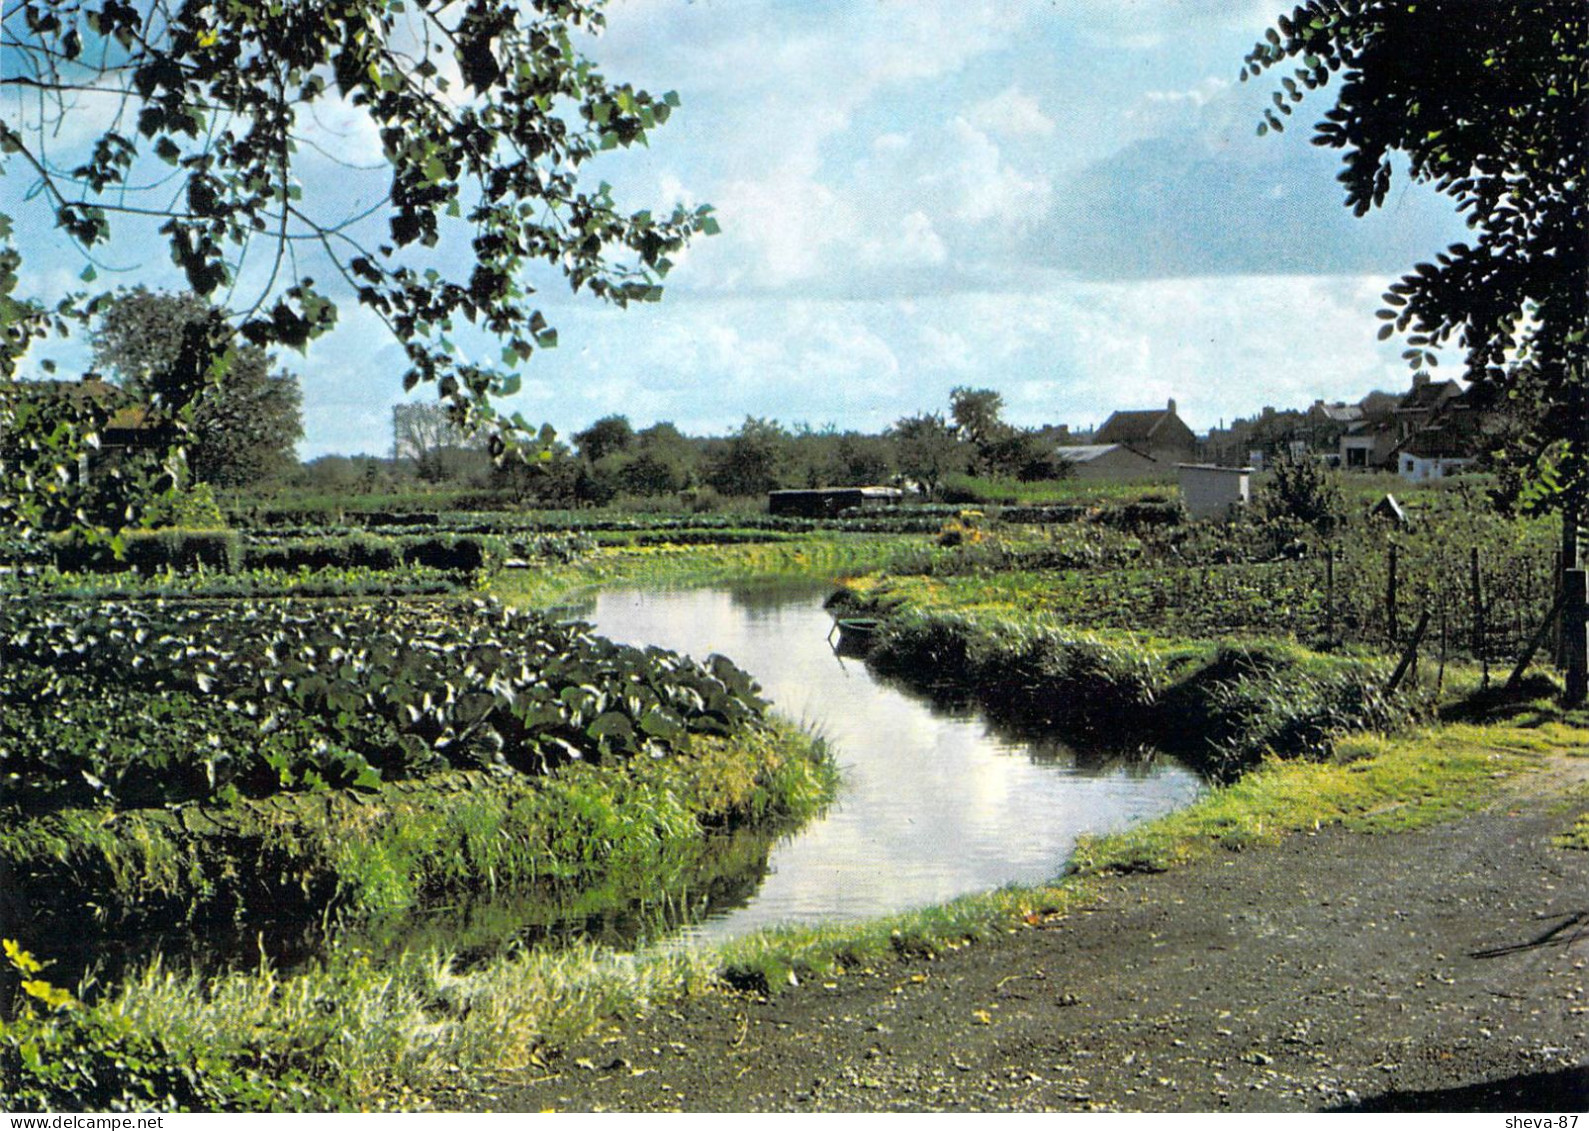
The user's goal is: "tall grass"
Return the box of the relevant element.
[858,605,1427,775]
[2,723,836,938]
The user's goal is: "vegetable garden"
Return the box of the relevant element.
[0,474,1577,1111]
[1,597,770,811]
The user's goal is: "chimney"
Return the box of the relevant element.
[1413,371,1430,389]
[1167,397,1177,415]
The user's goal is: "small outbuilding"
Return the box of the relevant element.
[1177,463,1253,521]
[768,486,904,518]
[1053,443,1161,480]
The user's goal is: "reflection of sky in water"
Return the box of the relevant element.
[589,585,1205,943]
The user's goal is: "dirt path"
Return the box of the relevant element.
[462,759,1589,1112]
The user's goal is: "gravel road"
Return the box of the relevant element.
[458,757,1589,1112]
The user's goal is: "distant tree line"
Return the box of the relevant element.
[26,309,1075,510]
[319,384,1070,506]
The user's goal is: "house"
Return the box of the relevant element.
[1340,418,1397,470]
[1092,398,1198,465]
[0,378,173,471]
[1396,429,1476,482]
[1392,374,1465,444]
[1389,384,1494,482]
[1308,400,1363,428]
[1052,443,1161,480]
[1339,377,1465,471]
[1178,464,1252,521]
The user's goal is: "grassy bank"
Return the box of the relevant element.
[2,720,833,941]
[10,705,1578,1112]
[490,534,925,609]
[836,596,1432,776]
[1,721,834,1110]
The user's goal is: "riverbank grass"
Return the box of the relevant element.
[1070,721,1576,875]
[1,720,835,933]
[1,721,835,1111]
[665,713,1586,1008]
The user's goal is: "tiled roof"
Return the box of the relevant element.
[1095,409,1170,445]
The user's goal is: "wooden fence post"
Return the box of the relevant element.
[1326,546,1335,642]
[1386,610,1431,694]
[1387,543,1399,644]
[1470,547,1487,686]
[1552,549,1564,666]
[1437,607,1448,698]
[1507,587,1569,692]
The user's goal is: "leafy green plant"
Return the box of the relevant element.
[1255,450,1344,536]
[0,939,331,1111]
[1,597,771,809]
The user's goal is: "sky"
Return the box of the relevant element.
[4,0,1470,459]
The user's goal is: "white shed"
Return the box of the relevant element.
[1178,464,1253,521]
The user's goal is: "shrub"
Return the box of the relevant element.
[399,535,488,572]
[1257,451,1343,535]
[49,529,243,574]
[139,483,227,529]
[243,533,400,572]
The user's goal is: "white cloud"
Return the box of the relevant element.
[967,87,1055,139]
[1128,76,1233,133]
[940,119,1052,230]
[860,211,948,270]
[465,272,1442,443]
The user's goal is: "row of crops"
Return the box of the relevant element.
[236,504,970,534]
[877,492,1562,664]
[0,597,769,812]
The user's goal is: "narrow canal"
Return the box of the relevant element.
[25,583,1208,987]
[586,583,1205,943]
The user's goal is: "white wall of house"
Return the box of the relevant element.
[1398,454,1474,482]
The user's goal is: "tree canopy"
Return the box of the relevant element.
[890,412,963,499]
[1243,0,1586,516]
[573,414,634,464]
[0,0,714,529]
[92,288,303,487]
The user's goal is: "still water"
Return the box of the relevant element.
[586,583,1205,943]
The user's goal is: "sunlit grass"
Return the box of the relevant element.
[489,534,925,609]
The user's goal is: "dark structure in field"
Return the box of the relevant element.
[768,486,904,518]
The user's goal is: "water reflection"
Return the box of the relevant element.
[586,583,1205,943]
